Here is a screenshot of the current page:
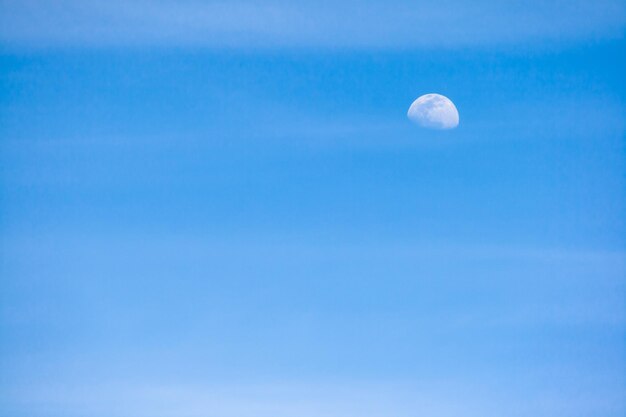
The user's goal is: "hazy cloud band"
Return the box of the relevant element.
[1,0,625,49]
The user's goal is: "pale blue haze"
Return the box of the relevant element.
[1,1,625,416]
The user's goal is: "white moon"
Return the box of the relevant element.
[407,93,459,130]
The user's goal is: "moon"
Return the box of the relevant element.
[407,93,459,130]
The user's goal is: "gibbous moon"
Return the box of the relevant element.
[407,93,459,130]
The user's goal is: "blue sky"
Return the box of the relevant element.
[1,1,625,416]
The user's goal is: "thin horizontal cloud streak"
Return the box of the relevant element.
[1,0,625,48]
[3,378,624,417]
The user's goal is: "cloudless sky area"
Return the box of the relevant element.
[1,1,625,416]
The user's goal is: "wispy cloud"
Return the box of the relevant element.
[1,0,624,49]
[3,377,624,417]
